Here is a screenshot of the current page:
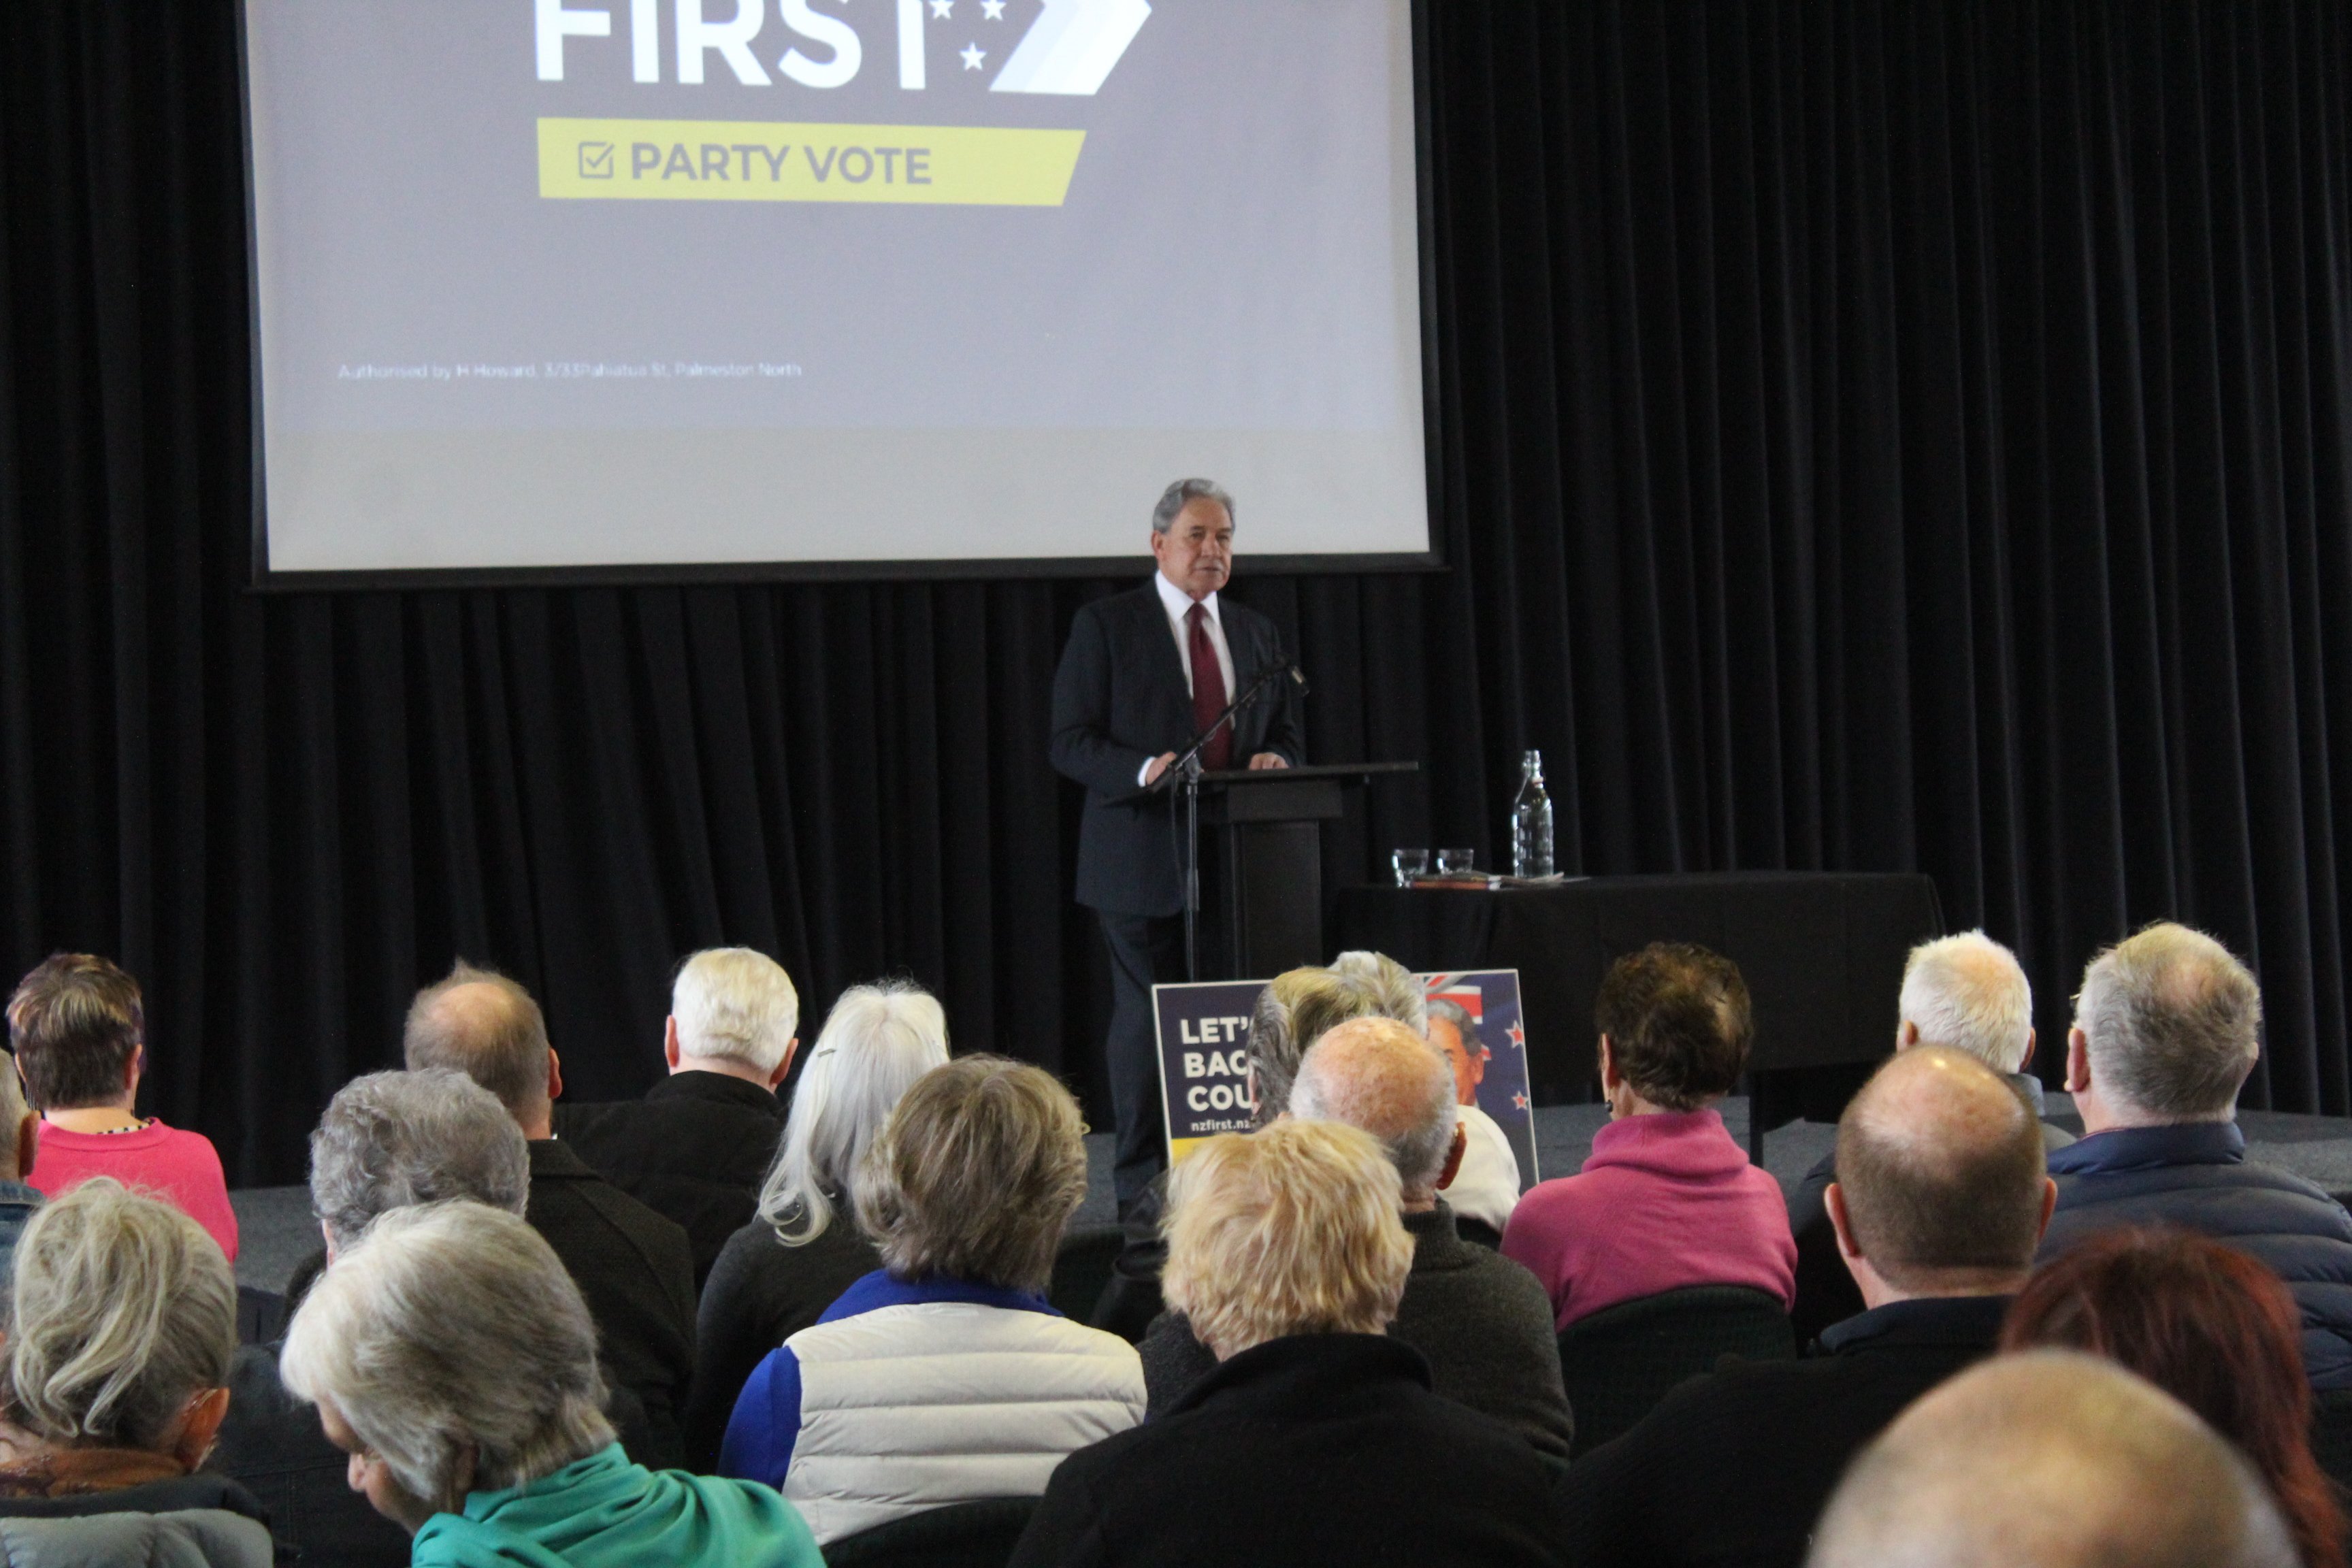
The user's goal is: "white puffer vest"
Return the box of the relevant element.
[781,1293,1145,1544]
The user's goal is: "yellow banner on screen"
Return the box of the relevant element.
[537,118,1085,206]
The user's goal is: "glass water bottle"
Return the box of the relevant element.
[1512,750,1555,879]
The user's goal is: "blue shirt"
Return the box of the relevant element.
[0,1179,43,1300]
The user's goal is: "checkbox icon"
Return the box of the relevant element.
[578,141,615,179]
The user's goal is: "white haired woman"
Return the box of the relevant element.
[684,980,951,1470]
[1008,1122,1568,1568]
[0,1179,272,1565]
[280,1200,821,1568]
[719,1056,1145,1545]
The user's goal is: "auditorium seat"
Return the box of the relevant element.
[2311,1387,2352,1491]
[1049,1225,1125,1322]
[821,1497,1039,1568]
[1558,1285,1796,1456]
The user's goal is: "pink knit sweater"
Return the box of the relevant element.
[1501,1108,1793,1329]
[29,1120,239,1261]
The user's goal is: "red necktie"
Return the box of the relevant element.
[1188,604,1233,771]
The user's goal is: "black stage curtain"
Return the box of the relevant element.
[3,2,2349,1183]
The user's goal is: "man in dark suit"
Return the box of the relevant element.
[1050,478,1304,1243]
[403,960,700,1469]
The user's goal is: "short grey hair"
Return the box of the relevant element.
[309,1069,529,1252]
[757,981,949,1245]
[2074,923,2262,1122]
[280,1201,612,1512]
[1424,998,1482,1056]
[672,948,799,1075]
[7,1179,234,1451]
[1899,931,2034,1073]
[853,1056,1087,1294]
[1290,1017,1457,1200]
[402,961,550,1116]
[1329,951,1428,1036]
[1152,478,1235,534]
[1249,968,1384,1127]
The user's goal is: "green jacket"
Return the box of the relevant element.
[411,1444,821,1568]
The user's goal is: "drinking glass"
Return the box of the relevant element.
[1392,847,1431,887]
[1436,847,1476,875]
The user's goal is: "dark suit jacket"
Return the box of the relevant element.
[528,1138,699,1469]
[1009,1335,1566,1568]
[1050,581,1305,915]
[554,1071,787,1289]
[1556,1295,2010,1568]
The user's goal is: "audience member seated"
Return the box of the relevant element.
[557,947,800,1288]
[404,960,699,1465]
[1786,930,2069,1341]
[0,1049,42,1292]
[1808,1350,2296,1568]
[1503,943,1793,1327]
[2040,921,2352,1387]
[1426,996,1518,1246]
[1558,1046,2055,1568]
[686,980,949,1471]
[1009,1120,1566,1568]
[281,1200,824,1568]
[720,1056,1144,1544]
[210,1067,532,1568]
[5,953,236,1260]
[2002,1228,2346,1568]
[1243,964,1383,1124]
[0,1180,272,1565]
[1139,1016,1573,1465]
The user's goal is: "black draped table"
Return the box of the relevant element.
[1335,871,1945,1145]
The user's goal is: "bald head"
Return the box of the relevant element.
[1810,1350,2296,1568]
[1833,1046,2049,1294]
[1290,1017,1456,1203]
[402,962,553,1126]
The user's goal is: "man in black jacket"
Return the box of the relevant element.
[1049,478,1304,1242]
[555,947,798,1288]
[1558,1045,2057,1568]
[404,961,700,1469]
[1787,930,2074,1343]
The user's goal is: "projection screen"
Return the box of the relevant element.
[240,0,1433,581]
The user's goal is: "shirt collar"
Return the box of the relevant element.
[817,1267,1062,1324]
[1154,571,1218,627]
[1817,1293,2014,1354]
[2047,1119,2246,1176]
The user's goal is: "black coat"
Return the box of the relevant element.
[1138,1204,1574,1466]
[555,1071,787,1288]
[1049,582,1304,915]
[527,1139,699,1469]
[1556,1294,2010,1568]
[683,1211,881,1473]
[1007,1334,1567,1568]
[212,1338,411,1568]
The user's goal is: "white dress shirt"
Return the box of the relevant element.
[1139,572,1238,783]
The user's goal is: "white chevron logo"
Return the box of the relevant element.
[991,0,1151,96]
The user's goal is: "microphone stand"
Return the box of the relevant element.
[1152,662,1303,982]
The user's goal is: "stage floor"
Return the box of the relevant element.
[223,1094,2352,1294]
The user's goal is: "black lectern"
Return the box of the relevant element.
[1194,762,1418,977]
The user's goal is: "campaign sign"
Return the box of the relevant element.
[1153,970,1538,1188]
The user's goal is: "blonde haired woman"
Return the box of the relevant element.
[1009,1122,1567,1568]
[719,1056,1144,1545]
